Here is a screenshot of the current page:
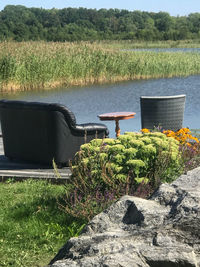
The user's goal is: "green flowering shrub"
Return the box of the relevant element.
[72,132,183,187]
[63,132,183,220]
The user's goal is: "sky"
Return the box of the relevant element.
[0,0,199,17]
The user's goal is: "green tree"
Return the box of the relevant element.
[0,5,199,41]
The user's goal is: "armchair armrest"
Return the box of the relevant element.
[72,123,109,137]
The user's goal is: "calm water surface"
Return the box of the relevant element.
[1,75,200,138]
[124,48,200,53]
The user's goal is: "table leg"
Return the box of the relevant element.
[115,120,120,137]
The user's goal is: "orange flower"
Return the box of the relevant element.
[186,142,192,147]
[163,130,175,138]
[141,128,150,133]
[140,127,199,149]
[163,128,199,148]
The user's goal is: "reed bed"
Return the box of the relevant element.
[0,41,200,91]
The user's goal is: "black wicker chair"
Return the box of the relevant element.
[140,95,186,131]
[0,100,109,166]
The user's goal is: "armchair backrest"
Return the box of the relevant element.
[140,95,186,131]
[0,100,108,166]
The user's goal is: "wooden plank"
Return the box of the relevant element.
[0,137,72,182]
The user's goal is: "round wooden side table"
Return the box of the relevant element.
[98,111,136,137]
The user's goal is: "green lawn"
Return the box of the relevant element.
[0,179,86,267]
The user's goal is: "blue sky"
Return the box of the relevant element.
[0,0,199,16]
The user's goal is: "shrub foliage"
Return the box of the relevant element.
[73,132,182,185]
[63,132,183,220]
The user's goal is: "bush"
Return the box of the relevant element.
[63,132,183,220]
[73,131,182,185]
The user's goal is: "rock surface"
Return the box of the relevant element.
[49,167,200,267]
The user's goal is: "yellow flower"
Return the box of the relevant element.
[141,128,150,133]
[163,127,199,148]
[193,137,199,143]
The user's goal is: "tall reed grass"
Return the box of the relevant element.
[0,41,200,91]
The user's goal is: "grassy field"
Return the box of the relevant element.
[0,179,86,267]
[0,40,200,91]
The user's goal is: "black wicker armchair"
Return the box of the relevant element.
[0,100,109,166]
[140,95,186,131]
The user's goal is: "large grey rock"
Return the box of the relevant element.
[49,167,200,267]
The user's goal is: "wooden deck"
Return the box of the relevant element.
[0,138,71,182]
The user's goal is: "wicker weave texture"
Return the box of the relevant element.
[140,95,186,131]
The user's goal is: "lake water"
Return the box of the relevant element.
[1,75,200,138]
[124,48,200,53]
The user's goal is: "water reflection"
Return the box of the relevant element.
[1,75,200,138]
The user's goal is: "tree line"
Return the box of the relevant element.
[0,5,200,42]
